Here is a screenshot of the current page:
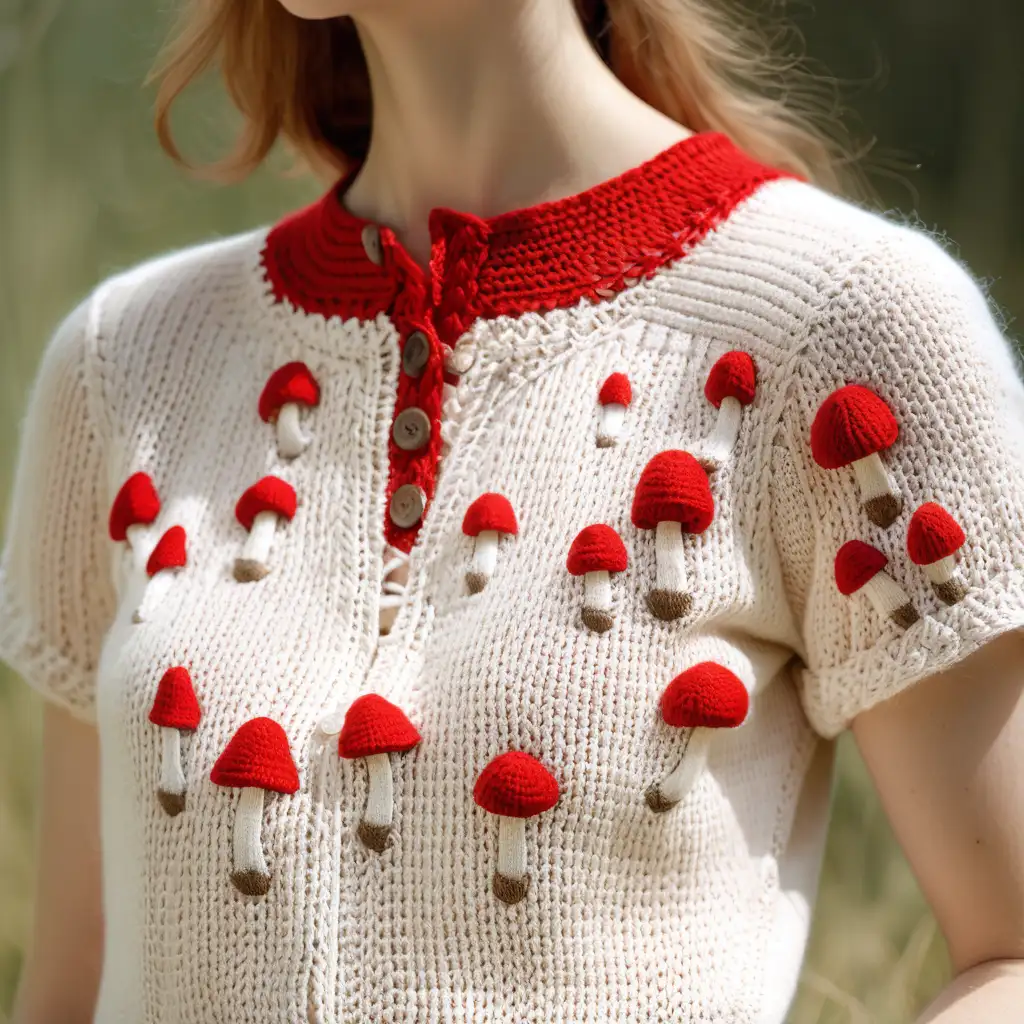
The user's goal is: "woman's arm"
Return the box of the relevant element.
[12,705,104,1024]
[853,629,1024,1022]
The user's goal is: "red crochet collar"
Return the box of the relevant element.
[261,132,788,323]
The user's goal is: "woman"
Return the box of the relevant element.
[6,0,1024,1021]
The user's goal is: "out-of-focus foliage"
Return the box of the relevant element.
[0,0,1021,1019]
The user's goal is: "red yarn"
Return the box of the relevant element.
[149,666,201,731]
[907,503,966,565]
[109,472,160,542]
[146,526,187,577]
[235,476,298,532]
[598,373,632,407]
[566,524,628,576]
[811,385,899,470]
[337,694,421,760]
[473,751,559,819]
[834,540,888,596]
[705,351,756,408]
[258,362,321,423]
[631,451,714,532]
[210,717,300,794]
[462,494,518,537]
[660,662,749,729]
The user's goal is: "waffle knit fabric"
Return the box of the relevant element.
[3,132,1024,1023]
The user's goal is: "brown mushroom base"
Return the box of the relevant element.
[863,493,903,530]
[581,607,615,633]
[889,602,921,630]
[233,558,271,583]
[646,589,692,622]
[595,434,617,449]
[357,821,392,853]
[644,784,679,814]
[934,577,969,606]
[465,571,489,595]
[493,872,531,905]
[157,790,186,817]
[231,868,272,897]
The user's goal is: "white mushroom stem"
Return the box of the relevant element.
[276,402,309,459]
[655,520,688,594]
[861,571,917,627]
[655,729,713,807]
[160,729,186,797]
[233,787,269,882]
[597,403,626,446]
[240,511,280,568]
[363,753,394,829]
[125,523,152,571]
[133,570,174,624]
[852,453,895,504]
[497,816,527,882]
[923,555,958,587]
[470,530,499,584]
[706,396,743,461]
[583,570,612,615]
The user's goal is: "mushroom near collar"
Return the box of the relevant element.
[258,362,321,423]
[704,351,756,409]
[462,493,518,594]
[596,373,632,448]
[566,525,628,633]
[109,472,161,542]
[235,477,298,530]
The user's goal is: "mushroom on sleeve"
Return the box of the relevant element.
[337,694,421,852]
[134,525,187,623]
[699,351,756,470]
[834,539,919,629]
[148,666,201,816]
[233,476,298,582]
[109,472,161,569]
[566,524,628,633]
[811,385,903,528]
[596,373,632,448]
[461,493,518,594]
[259,361,321,459]
[907,502,968,605]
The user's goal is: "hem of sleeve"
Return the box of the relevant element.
[0,588,98,723]
[801,567,1024,739]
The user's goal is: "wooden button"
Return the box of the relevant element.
[361,224,383,266]
[402,331,431,377]
[445,345,476,376]
[393,407,431,451]
[390,484,426,528]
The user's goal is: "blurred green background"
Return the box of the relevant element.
[0,1,1021,1020]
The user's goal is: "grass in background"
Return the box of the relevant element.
[0,1,1020,1020]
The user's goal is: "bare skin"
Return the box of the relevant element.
[12,1,1024,1020]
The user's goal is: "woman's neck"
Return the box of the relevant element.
[344,0,690,265]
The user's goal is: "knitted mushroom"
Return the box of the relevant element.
[134,525,187,623]
[566,524,628,633]
[596,373,632,448]
[474,752,559,906]
[835,540,919,630]
[259,361,321,459]
[907,503,968,605]
[148,666,201,816]
[210,717,300,896]
[699,351,756,470]
[337,695,421,852]
[234,476,298,582]
[811,385,902,528]
[646,662,750,813]
[631,451,714,621]
[109,472,161,569]
[462,493,518,594]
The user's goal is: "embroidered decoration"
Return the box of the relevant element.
[835,540,919,630]
[210,717,300,897]
[234,476,298,582]
[462,493,518,594]
[596,373,632,448]
[811,385,902,528]
[474,752,559,906]
[134,525,187,623]
[259,362,321,460]
[566,524,628,633]
[631,451,714,621]
[646,662,749,813]
[336,694,421,852]
[109,473,161,567]
[148,667,201,816]
[907,503,968,605]
[699,351,756,471]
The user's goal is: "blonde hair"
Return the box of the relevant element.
[153,0,853,191]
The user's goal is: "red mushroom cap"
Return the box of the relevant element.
[631,451,714,533]
[109,473,161,542]
[210,717,300,794]
[705,351,757,409]
[660,662,750,729]
[566,524,628,576]
[146,525,187,577]
[148,666,201,731]
[834,540,888,596]
[462,493,518,538]
[235,476,298,532]
[907,503,966,565]
[258,362,321,424]
[473,751,559,819]
[598,373,632,407]
[337,694,421,759]
[810,385,899,470]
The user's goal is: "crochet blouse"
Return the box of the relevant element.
[3,132,1024,1024]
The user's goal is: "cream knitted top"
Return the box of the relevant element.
[4,133,1024,1023]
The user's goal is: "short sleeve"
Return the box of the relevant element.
[772,228,1024,737]
[0,296,117,721]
